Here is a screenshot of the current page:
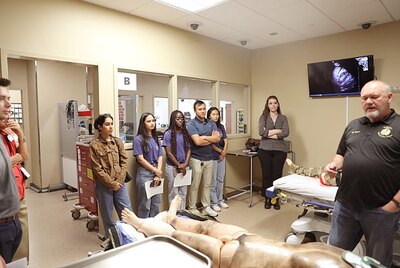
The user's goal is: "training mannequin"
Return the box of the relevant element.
[121,196,353,268]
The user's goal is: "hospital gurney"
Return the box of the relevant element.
[272,174,367,256]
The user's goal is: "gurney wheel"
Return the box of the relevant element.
[86,220,97,231]
[71,210,81,220]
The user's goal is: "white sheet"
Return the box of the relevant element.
[273,174,338,202]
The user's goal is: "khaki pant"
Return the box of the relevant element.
[13,199,29,262]
[188,158,213,210]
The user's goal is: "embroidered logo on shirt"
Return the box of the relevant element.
[378,126,392,138]
[351,130,360,134]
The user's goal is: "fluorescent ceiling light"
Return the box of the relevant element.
[156,0,226,13]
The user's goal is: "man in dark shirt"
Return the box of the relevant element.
[325,80,400,267]
[187,100,220,217]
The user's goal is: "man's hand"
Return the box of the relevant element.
[324,163,338,178]
[6,119,22,135]
[381,200,400,213]
[212,130,220,139]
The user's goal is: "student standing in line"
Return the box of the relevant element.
[187,100,220,217]
[163,110,191,211]
[90,113,132,237]
[133,112,163,218]
[0,78,22,263]
[0,118,30,262]
[258,96,289,210]
[207,107,229,212]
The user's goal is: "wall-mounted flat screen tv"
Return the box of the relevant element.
[307,55,374,97]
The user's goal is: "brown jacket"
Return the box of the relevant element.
[90,136,128,189]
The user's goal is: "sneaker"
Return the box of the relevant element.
[219,201,229,209]
[211,204,221,212]
[203,206,218,217]
[188,208,201,216]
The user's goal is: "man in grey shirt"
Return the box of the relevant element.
[0,78,22,263]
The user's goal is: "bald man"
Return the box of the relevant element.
[325,80,400,267]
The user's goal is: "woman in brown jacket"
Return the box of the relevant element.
[90,113,132,237]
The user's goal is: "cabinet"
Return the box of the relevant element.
[76,143,97,214]
[71,143,98,230]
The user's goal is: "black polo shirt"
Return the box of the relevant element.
[187,117,217,161]
[336,109,400,208]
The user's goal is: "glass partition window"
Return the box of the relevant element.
[118,70,169,142]
[178,98,212,124]
[219,83,249,134]
[177,77,213,122]
[154,97,169,128]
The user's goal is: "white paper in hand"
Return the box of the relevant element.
[145,178,164,199]
[173,169,192,187]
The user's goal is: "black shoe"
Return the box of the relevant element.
[273,198,281,210]
[264,198,272,209]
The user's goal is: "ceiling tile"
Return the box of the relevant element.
[307,0,376,13]
[83,0,151,13]
[229,13,281,35]
[128,1,189,24]
[257,25,307,44]
[381,0,400,20]
[234,0,302,15]
[263,1,344,37]
[198,1,256,25]
[327,0,395,30]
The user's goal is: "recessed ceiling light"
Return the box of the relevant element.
[155,0,227,13]
[269,32,278,36]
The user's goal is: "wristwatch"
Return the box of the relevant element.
[392,198,400,208]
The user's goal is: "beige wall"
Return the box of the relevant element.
[251,21,400,168]
[0,0,251,188]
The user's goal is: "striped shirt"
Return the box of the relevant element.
[258,113,289,152]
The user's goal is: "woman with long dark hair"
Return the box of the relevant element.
[133,112,163,218]
[258,96,289,210]
[207,107,229,212]
[90,113,132,236]
[163,110,191,210]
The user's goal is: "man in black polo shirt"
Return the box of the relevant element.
[325,80,400,267]
[187,100,220,217]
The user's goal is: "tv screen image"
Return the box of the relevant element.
[307,55,374,97]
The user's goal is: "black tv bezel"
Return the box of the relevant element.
[307,55,374,98]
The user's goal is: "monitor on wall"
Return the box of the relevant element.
[307,55,374,97]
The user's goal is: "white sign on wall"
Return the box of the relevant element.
[118,72,137,91]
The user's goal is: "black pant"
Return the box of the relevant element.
[0,218,22,263]
[257,149,287,197]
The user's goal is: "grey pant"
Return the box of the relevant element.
[188,158,213,210]
[210,158,226,205]
[165,163,187,210]
[136,166,162,218]
[329,200,400,267]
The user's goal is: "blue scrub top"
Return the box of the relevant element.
[163,130,190,165]
[133,134,162,165]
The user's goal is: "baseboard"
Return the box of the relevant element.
[48,183,67,192]
[29,183,48,193]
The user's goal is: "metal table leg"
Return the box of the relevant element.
[249,157,253,207]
